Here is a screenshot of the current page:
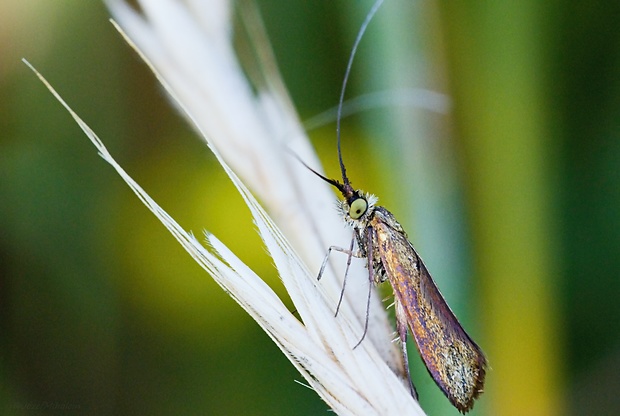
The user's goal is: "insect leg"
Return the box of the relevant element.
[335,234,357,317]
[316,231,362,318]
[395,298,418,400]
[317,243,358,281]
[353,227,375,349]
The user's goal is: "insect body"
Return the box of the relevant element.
[306,0,487,411]
[331,181,487,413]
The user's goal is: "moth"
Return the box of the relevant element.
[302,1,487,412]
[308,154,487,412]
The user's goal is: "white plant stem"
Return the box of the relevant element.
[23,0,428,414]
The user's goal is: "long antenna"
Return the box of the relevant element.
[336,0,384,186]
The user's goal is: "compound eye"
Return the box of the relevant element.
[349,197,368,220]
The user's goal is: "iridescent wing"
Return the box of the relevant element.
[371,208,486,412]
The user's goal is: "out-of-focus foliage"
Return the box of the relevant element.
[1,1,619,415]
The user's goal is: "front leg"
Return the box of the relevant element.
[317,230,364,317]
[316,232,364,281]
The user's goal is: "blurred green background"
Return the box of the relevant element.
[2,1,619,415]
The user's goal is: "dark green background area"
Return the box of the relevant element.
[1,1,619,415]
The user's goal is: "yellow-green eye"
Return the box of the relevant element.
[349,198,368,220]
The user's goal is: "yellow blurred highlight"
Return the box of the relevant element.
[110,135,281,345]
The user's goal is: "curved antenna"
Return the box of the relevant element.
[336,0,384,186]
